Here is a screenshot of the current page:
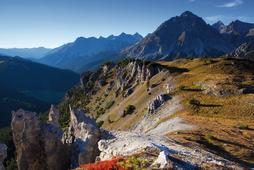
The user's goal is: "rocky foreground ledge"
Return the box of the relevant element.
[10,106,244,170]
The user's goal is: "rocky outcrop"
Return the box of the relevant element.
[48,104,60,127]
[115,60,166,94]
[12,110,43,170]
[62,107,101,167]
[11,109,70,170]
[229,42,254,60]
[79,60,166,100]
[12,107,102,170]
[152,151,173,169]
[0,144,7,170]
[148,94,171,114]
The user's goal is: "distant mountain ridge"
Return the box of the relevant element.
[212,20,254,36]
[0,55,79,127]
[122,11,254,60]
[38,33,142,72]
[0,47,51,59]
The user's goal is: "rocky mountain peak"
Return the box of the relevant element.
[212,21,227,33]
[224,20,254,36]
[123,11,230,60]
[180,11,197,18]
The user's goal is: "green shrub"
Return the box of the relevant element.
[97,108,105,116]
[117,156,149,170]
[179,85,186,91]
[97,121,104,128]
[189,99,201,113]
[6,158,18,170]
[189,99,201,106]
[204,133,215,144]
[108,117,113,124]
[238,124,249,130]
[105,101,115,110]
[123,105,136,117]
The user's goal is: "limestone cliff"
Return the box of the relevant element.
[62,107,101,167]
[11,109,70,170]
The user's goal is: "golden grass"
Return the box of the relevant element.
[83,58,254,166]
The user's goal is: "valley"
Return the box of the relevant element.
[0,55,79,127]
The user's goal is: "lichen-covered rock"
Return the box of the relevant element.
[148,94,171,114]
[0,144,7,170]
[11,109,70,170]
[62,107,101,167]
[11,109,43,170]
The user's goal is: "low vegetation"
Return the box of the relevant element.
[123,105,136,117]
[58,57,254,167]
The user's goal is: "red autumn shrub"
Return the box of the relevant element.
[79,158,127,170]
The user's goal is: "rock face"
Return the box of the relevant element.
[115,60,166,94]
[12,107,102,170]
[11,109,71,170]
[148,94,171,114]
[0,144,7,170]
[78,60,166,99]
[62,107,101,167]
[229,42,254,60]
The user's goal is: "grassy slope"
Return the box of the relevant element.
[160,58,254,167]
[62,57,254,167]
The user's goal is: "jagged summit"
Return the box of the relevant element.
[180,11,197,17]
[122,11,254,60]
[212,21,226,33]
[39,32,142,73]
[213,20,225,27]
[122,11,230,60]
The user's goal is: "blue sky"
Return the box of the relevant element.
[0,0,253,48]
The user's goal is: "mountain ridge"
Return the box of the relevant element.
[38,33,143,72]
[122,11,254,61]
[0,47,51,59]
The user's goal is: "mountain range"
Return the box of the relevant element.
[3,12,254,72]
[38,33,142,72]
[0,47,51,59]
[122,11,254,60]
